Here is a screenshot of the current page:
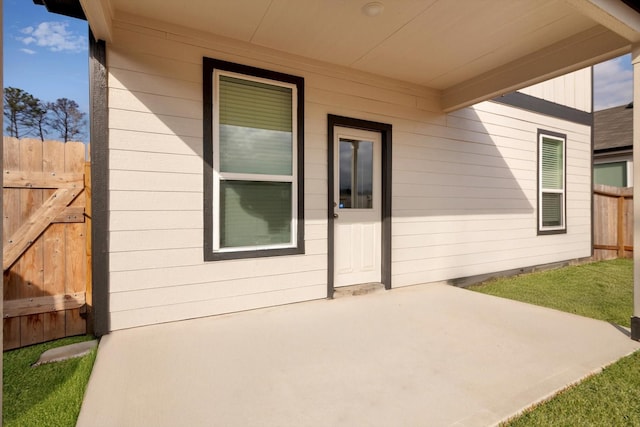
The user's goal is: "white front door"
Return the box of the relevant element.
[333,127,382,287]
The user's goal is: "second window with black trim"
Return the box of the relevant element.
[538,130,566,234]
[203,58,305,260]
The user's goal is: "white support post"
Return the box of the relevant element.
[632,43,640,341]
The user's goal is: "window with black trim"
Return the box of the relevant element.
[538,130,566,234]
[203,58,304,260]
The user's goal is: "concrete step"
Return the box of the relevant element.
[333,282,385,298]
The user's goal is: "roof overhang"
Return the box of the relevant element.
[33,0,85,20]
[78,0,113,44]
[40,0,640,112]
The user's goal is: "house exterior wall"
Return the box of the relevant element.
[517,68,592,113]
[106,16,592,330]
[594,152,633,187]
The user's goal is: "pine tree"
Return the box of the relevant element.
[3,87,40,139]
[48,98,86,142]
[32,101,49,141]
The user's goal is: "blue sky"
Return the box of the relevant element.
[593,53,633,110]
[1,0,634,139]
[3,0,88,127]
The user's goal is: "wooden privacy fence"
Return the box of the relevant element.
[3,137,91,350]
[593,184,633,261]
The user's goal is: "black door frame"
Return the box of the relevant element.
[327,115,392,298]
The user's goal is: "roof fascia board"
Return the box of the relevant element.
[491,92,592,126]
[441,25,629,112]
[565,0,640,43]
[594,147,633,155]
[79,0,113,42]
[33,0,86,20]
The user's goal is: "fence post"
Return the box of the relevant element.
[618,195,625,257]
[85,161,93,335]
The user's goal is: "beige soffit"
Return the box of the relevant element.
[86,0,638,111]
[79,0,114,42]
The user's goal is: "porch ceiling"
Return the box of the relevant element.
[82,0,640,111]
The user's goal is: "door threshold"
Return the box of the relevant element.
[333,282,385,298]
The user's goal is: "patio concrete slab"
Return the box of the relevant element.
[77,284,640,427]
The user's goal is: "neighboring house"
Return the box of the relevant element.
[32,0,640,337]
[594,103,633,187]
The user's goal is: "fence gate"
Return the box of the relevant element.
[3,137,90,350]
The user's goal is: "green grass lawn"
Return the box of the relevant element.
[3,335,97,427]
[470,258,633,327]
[506,350,640,426]
[470,258,640,426]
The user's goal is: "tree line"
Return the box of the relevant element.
[3,87,86,142]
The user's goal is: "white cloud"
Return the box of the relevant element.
[593,54,632,111]
[20,48,36,55]
[18,21,87,53]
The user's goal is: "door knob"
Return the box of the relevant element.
[333,213,339,218]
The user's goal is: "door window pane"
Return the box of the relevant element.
[220,181,292,248]
[339,139,373,209]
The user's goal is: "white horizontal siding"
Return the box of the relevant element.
[110,128,202,156]
[393,170,535,191]
[109,68,201,102]
[110,229,202,252]
[110,270,326,312]
[110,284,326,330]
[106,18,592,330]
[110,170,202,192]
[459,101,591,139]
[110,254,328,292]
[109,87,201,120]
[393,242,590,287]
[110,150,201,174]
[110,109,200,137]
[110,210,201,231]
[390,97,590,283]
[111,190,202,211]
[393,233,589,264]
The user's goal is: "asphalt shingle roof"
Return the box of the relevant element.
[594,103,633,151]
